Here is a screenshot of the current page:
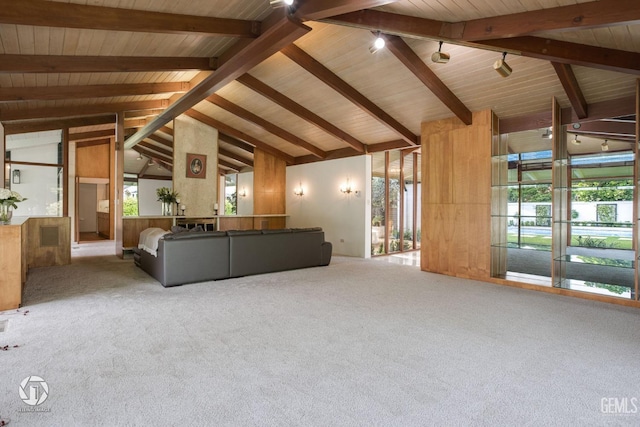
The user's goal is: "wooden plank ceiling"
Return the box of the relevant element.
[1,0,639,177]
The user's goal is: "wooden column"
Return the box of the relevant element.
[421,110,494,280]
[253,149,286,229]
[113,113,125,257]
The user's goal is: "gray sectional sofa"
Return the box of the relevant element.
[134,227,332,287]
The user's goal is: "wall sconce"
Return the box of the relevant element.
[239,187,248,197]
[12,169,20,184]
[340,178,359,195]
[293,182,304,197]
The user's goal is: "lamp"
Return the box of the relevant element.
[431,41,450,64]
[369,31,385,54]
[571,134,581,145]
[12,169,20,184]
[293,182,304,197]
[269,0,293,7]
[493,52,512,77]
[601,140,609,151]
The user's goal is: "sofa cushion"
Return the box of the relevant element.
[291,227,323,232]
[164,230,227,240]
[226,229,262,236]
[261,228,292,234]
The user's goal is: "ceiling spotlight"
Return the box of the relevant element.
[148,159,154,166]
[431,41,450,64]
[270,0,294,7]
[369,31,385,54]
[136,154,143,160]
[493,52,512,77]
[542,128,553,139]
[601,140,609,151]
[571,134,581,145]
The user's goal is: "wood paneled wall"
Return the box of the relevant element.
[76,142,110,178]
[253,149,286,215]
[421,110,495,280]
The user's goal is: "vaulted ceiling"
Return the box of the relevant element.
[1,0,638,178]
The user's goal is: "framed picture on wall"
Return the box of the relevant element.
[186,153,206,179]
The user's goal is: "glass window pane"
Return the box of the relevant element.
[371,152,386,255]
[388,151,401,253]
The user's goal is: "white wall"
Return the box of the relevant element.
[287,155,371,258]
[138,178,172,216]
[237,171,253,215]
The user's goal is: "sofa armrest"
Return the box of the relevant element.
[320,241,332,266]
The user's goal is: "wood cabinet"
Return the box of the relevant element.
[97,212,110,239]
[0,216,70,311]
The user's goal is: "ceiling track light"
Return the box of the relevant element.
[542,128,552,139]
[493,52,512,77]
[431,41,450,64]
[601,140,609,151]
[571,134,581,145]
[369,31,385,54]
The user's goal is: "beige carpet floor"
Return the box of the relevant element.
[1,254,639,426]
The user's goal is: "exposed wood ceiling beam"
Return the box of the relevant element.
[125,118,151,129]
[218,159,241,172]
[124,15,311,149]
[139,141,172,158]
[571,120,636,139]
[0,0,260,38]
[2,114,116,135]
[236,73,365,152]
[125,109,164,120]
[382,33,472,125]
[159,126,174,137]
[147,133,173,149]
[134,145,172,164]
[0,55,215,74]
[327,10,640,75]
[0,99,169,121]
[551,62,588,120]
[367,140,411,152]
[69,129,115,141]
[294,0,399,21]
[206,93,326,159]
[185,109,294,164]
[499,95,636,134]
[219,148,254,167]
[0,82,190,102]
[294,147,358,165]
[219,133,255,154]
[478,37,640,76]
[449,0,640,41]
[281,44,418,146]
